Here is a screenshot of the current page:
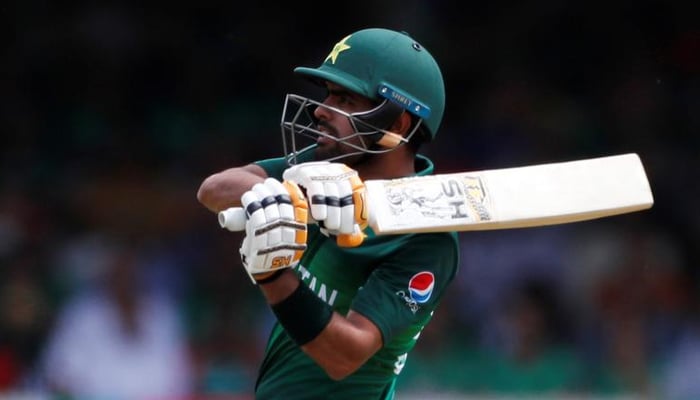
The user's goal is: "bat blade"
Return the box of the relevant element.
[217,153,654,234]
[364,153,654,234]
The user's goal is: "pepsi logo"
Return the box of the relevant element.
[408,271,435,304]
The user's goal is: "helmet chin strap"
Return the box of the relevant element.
[375,131,405,148]
[352,99,407,149]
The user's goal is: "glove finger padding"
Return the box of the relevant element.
[322,180,341,231]
[337,178,355,235]
[239,178,308,283]
[283,161,368,246]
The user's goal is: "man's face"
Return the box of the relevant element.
[312,82,376,165]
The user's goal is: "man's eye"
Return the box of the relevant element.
[337,95,353,106]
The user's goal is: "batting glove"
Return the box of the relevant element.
[239,178,308,284]
[283,161,368,247]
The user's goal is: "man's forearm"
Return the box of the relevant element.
[197,163,268,212]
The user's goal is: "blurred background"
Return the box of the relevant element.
[1,1,698,399]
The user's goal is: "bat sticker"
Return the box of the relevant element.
[383,175,492,223]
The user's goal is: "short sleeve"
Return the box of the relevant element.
[350,232,459,344]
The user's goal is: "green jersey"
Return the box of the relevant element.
[253,153,460,399]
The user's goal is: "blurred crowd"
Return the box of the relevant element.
[1,1,698,399]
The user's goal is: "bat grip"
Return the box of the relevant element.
[218,207,247,232]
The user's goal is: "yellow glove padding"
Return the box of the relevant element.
[283,161,367,247]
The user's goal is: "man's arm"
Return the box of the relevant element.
[229,164,383,380]
[261,269,383,381]
[197,163,268,212]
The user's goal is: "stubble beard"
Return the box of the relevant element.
[313,121,368,167]
[313,141,360,165]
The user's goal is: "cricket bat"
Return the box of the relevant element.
[218,153,654,235]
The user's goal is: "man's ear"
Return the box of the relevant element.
[390,111,412,136]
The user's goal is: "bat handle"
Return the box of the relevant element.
[218,207,247,232]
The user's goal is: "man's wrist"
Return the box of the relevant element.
[254,268,287,285]
[270,281,333,346]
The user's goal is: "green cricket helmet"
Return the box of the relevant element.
[280,28,445,164]
[295,28,445,140]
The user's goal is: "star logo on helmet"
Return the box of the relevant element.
[324,35,351,64]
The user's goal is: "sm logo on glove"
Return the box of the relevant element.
[271,255,294,268]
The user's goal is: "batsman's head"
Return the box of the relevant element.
[281,28,445,164]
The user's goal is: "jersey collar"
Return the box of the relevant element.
[414,154,434,176]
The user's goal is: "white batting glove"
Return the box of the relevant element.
[283,161,368,247]
[239,178,309,284]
